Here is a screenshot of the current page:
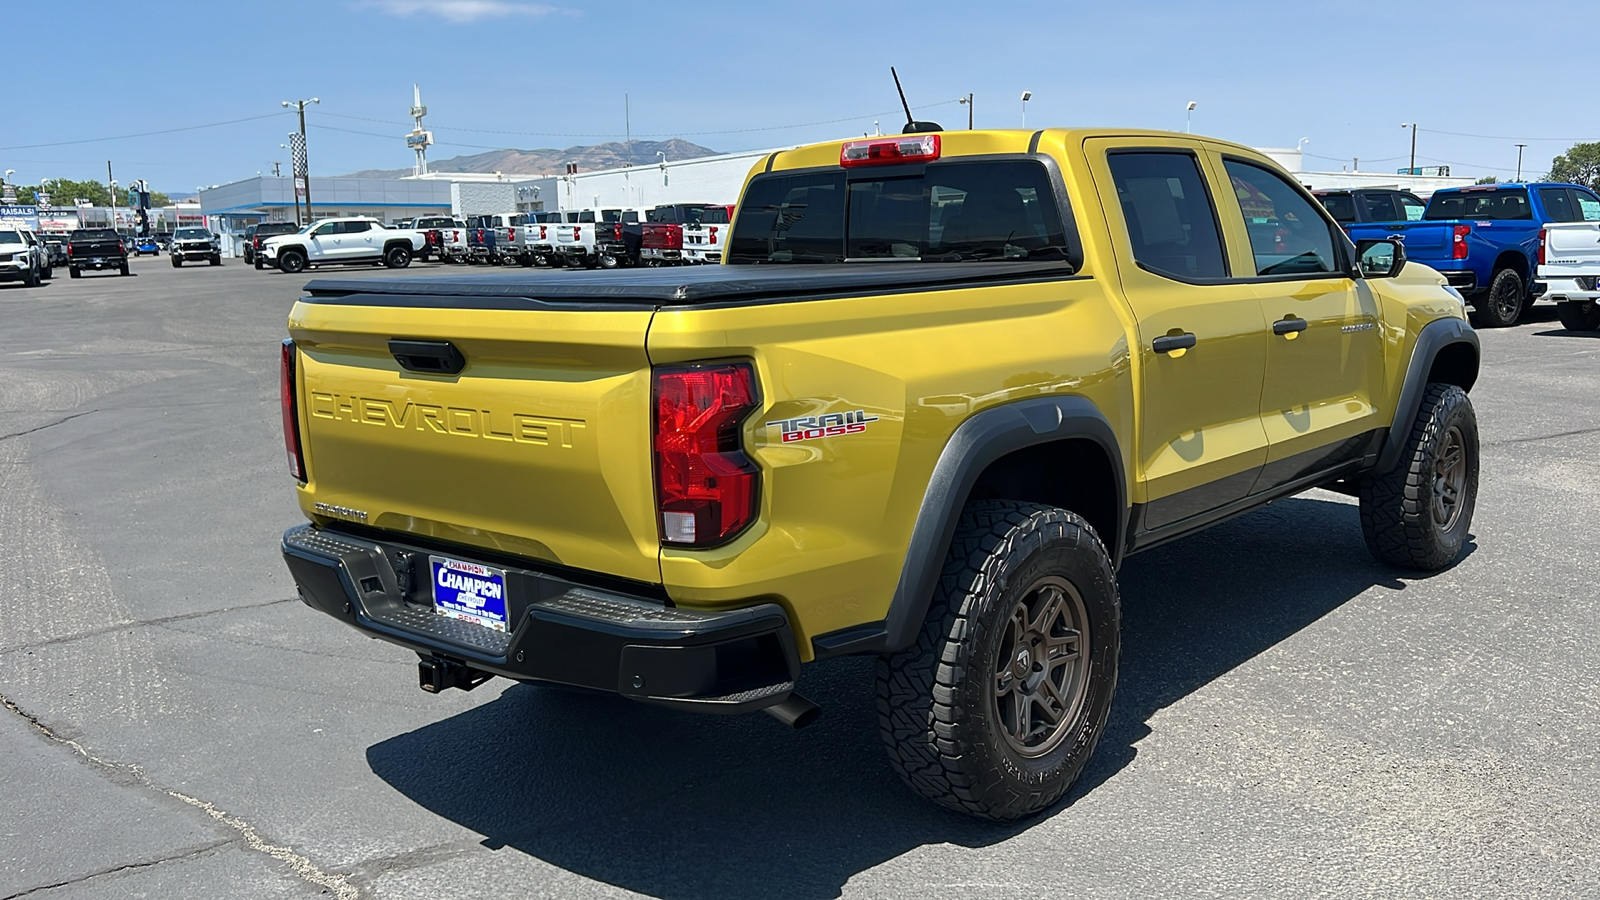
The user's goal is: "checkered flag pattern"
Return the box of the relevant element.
[290,133,308,178]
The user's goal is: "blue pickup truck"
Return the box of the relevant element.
[1345,182,1600,327]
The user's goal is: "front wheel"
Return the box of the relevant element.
[171,257,182,268]
[209,255,221,266]
[278,251,307,274]
[1474,268,1524,328]
[1558,299,1600,332]
[877,500,1120,821]
[1358,383,1478,570]
[41,264,52,280]
[384,245,412,269]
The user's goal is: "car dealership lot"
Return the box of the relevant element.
[1,257,1597,899]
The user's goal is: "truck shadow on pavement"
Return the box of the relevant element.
[367,493,1472,900]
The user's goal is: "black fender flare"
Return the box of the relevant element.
[814,395,1125,658]
[1373,316,1480,474]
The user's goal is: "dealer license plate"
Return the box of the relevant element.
[429,556,509,632]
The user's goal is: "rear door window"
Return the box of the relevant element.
[1574,189,1600,221]
[1221,159,1339,276]
[1398,193,1426,221]
[1317,193,1357,223]
[1360,192,1402,223]
[1105,152,1228,279]
[1539,187,1578,222]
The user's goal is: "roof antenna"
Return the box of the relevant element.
[891,67,942,135]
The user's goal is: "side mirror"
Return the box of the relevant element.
[1355,238,1406,278]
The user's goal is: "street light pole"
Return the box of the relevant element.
[1515,143,1527,181]
[1402,122,1417,174]
[959,93,973,130]
[107,161,116,232]
[1020,91,1032,128]
[282,98,319,223]
[1186,101,1197,134]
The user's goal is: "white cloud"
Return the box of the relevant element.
[357,0,568,23]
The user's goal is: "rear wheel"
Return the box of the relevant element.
[69,267,80,278]
[1359,383,1478,570]
[1474,268,1524,328]
[877,500,1120,821]
[119,262,130,276]
[384,245,412,269]
[1557,299,1600,332]
[278,250,307,274]
[599,253,619,269]
[254,258,264,270]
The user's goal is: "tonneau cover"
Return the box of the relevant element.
[302,260,1077,308]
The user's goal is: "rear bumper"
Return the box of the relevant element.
[1436,270,1479,294]
[1539,277,1600,302]
[280,524,800,713]
[72,257,125,269]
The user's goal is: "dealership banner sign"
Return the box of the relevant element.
[0,205,39,229]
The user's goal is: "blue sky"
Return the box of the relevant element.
[5,0,1597,193]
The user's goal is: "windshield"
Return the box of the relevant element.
[1425,188,1531,221]
[175,228,211,239]
[0,229,23,245]
[727,160,1070,264]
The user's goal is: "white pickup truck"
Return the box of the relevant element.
[683,204,733,264]
[413,215,467,263]
[259,218,426,274]
[1537,222,1600,331]
[555,207,646,269]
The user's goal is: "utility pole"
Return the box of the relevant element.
[1515,143,1527,181]
[1402,122,1417,174]
[283,98,319,223]
[107,160,116,231]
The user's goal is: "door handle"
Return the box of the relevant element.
[1273,317,1309,336]
[390,339,466,375]
[1152,332,1197,354]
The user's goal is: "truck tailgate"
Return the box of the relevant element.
[1541,222,1600,274]
[288,296,661,584]
[1348,220,1452,260]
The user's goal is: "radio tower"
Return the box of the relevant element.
[406,85,433,176]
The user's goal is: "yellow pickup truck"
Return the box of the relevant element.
[279,127,1480,820]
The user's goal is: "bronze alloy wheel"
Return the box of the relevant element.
[1432,424,1467,531]
[991,576,1090,758]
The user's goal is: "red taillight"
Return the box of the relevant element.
[708,226,719,245]
[1452,224,1471,260]
[653,363,760,547]
[1537,227,1546,266]
[508,227,516,241]
[840,133,941,167]
[539,225,547,240]
[613,224,623,240]
[280,340,305,481]
[66,242,73,256]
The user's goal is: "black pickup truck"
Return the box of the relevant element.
[67,228,129,278]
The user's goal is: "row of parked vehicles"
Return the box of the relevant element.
[1313,181,1600,329]
[402,203,734,269]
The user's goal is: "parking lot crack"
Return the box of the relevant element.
[0,411,96,444]
[0,597,296,656]
[0,839,234,900]
[0,691,363,900]
[1485,425,1600,446]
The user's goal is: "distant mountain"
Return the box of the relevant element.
[340,139,720,179]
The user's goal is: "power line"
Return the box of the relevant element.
[1418,127,1594,143]
[309,99,963,140]
[0,112,293,151]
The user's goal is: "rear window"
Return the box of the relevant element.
[1316,193,1357,224]
[727,160,1069,264]
[1425,189,1531,221]
[71,229,118,241]
[259,223,298,235]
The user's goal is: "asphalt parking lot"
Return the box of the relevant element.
[1,254,1597,899]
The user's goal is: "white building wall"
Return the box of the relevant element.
[547,149,783,212]
[451,182,519,217]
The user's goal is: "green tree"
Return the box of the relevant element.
[10,179,170,208]
[1547,142,1600,189]
[1475,175,1499,185]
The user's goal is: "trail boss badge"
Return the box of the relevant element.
[766,410,879,443]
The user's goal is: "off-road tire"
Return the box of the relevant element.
[1558,299,1600,332]
[384,245,412,269]
[1358,383,1478,570]
[876,500,1120,821]
[1474,268,1524,328]
[278,250,307,274]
